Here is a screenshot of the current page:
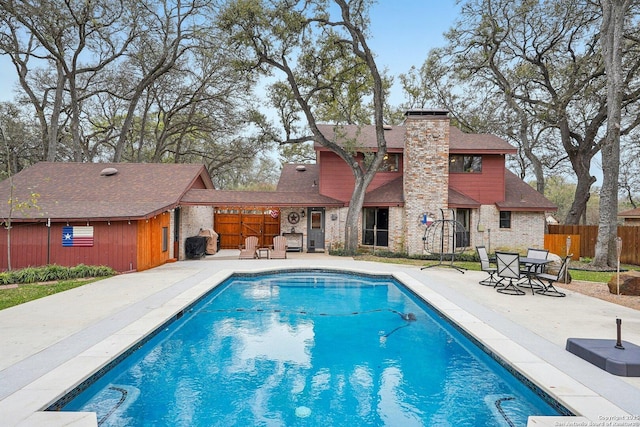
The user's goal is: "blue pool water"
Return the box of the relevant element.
[59,270,566,426]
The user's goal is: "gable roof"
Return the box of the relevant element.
[495,170,557,212]
[0,162,213,222]
[314,124,516,154]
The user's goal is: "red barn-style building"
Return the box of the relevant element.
[0,163,213,272]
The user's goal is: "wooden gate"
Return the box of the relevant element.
[214,207,280,249]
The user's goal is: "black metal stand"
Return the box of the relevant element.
[420,208,467,274]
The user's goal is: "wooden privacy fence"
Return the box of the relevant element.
[544,234,580,260]
[547,225,640,265]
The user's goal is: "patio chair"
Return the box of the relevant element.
[495,251,526,295]
[270,235,288,259]
[239,236,259,259]
[476,246,498,287]
[524,248,549,274]
[534,255,570,297]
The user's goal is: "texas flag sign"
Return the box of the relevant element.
[62,226,94,247]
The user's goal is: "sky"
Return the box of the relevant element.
[366,1,460,105]
[0,1,460,104]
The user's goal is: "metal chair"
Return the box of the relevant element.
[535,256,570,297]
[476,246,498,287]
[524,248,549,274]
[495,251,526,295]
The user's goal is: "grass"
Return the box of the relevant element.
[0,278,103,311]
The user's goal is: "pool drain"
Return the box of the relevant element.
[295,406,311,418]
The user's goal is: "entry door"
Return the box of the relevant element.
[306,208,325,252]
[455,208,470,248]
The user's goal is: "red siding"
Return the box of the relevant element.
[0,221,139,272]
[318,151,403,201]
[448,155,505,203]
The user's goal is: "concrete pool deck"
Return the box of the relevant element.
[1,250,639,426]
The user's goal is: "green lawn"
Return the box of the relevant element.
[0,278,102,311]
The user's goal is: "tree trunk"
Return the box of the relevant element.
[344,174,371,254]
[593,0,628,268]
[564,169,596,224]
[47,64,66,162]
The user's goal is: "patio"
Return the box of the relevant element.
[1,250,639,426]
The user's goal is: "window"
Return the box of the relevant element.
[379,153,400,172]
[362,208,389,246]
[499,211,511,229]
[162,226,169,252]
[449,155,482,173]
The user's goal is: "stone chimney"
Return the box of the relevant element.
[402,109,450,255]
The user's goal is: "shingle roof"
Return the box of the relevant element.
[363,177,403,206]
[315,124,516,154]
[495,170,557,212]
[618,207,640,218]
[181,189,344,207]
[448,188,481,208]
[276,164,321,192]
[315,124,405,151]
[184,164,343,207]
[0,162,213,221]
[448,127,517,154]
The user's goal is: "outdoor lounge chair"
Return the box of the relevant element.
[535,255,570,297]
[476,246,498,287]
[495,251,526,295]
[239,236,259,259]
[269,235,288,259]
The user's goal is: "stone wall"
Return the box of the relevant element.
[179,206,214,260]
[402,111,450,255]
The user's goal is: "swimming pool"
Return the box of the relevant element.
[56,270,568,425]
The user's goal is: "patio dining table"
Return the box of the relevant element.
[518,257,552,295]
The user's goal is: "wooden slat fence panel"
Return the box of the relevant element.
[547,225,640,265]
[543,234,580,260]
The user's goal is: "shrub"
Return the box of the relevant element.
[1,264,115,285]
[0,272,12,285]
[42,265,70,281]
[70,264,92,278]
[12,267,41,284]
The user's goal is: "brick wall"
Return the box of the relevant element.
[403,111,450,255]
[473,205,545,252]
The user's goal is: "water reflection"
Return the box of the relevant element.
[222,314,314,371]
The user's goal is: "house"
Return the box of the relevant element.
[0,162,215,272]
[270,109,556,255]
[618,207,640,225]
[0,109,555,272]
